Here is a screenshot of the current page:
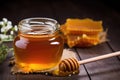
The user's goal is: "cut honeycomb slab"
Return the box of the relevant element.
[65,18,103,35]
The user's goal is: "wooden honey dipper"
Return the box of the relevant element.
[59,51,120,73]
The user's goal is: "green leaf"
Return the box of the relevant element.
[0,44,9,63]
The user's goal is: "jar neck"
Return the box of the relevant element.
[18,30,60,39]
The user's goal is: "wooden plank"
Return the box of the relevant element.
[76,43,120,80]
[16,74,87,80]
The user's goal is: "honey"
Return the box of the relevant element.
[13,18,64,71]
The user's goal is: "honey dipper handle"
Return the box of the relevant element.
[79,51,120,65]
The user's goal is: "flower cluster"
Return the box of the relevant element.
[0,18,18,63]
[0,18,18,42]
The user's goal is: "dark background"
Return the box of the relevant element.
[0,0,119,25]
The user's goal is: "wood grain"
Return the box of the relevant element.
[76,43,120,80]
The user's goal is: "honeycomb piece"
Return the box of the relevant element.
[66,34,100,47]
[60,18,107,47]
[65,18,103,35]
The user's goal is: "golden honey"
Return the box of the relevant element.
[13,18,64,71]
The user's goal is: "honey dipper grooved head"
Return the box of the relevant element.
[59,58,79,72]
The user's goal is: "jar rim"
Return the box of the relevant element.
[18,17,60,35]
[19,17,58,24]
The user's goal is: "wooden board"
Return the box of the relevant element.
[76,43,120,80]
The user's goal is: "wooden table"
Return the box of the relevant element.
[0,0,120,80]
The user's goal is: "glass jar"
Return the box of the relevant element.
[13,18,64,71]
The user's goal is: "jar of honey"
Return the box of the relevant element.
[13,18,64,72]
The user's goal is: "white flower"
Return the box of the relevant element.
[10,31,14,35]
[0,34,13,41]
[6,24,12,30]
[7,21,12,25]
[0,34,9,40]
[0,18,17,41]
[0,22,4,25]
[2,18,8,23]
[1,27,5,32]
[1,25,11,32]
[0,27,9,32]
[14,25,18,31]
